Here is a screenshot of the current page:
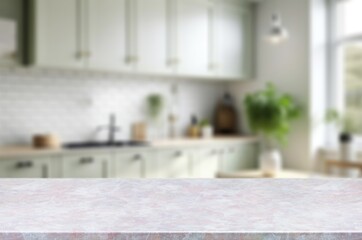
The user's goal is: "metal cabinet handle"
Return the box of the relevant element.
[133,154,143,161]
[42,164,49,178]
[102,161,108,178]
[125,56,133,64]
[174,151,183,157]
[84,51,92,58]
[211,150,218,155]
[167,59,180,66]
[76,51,84,60]
[16,161,33,169]
[79,157,94,164]
[209,63,219,71]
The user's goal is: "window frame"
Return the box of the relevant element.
[327,0,362,145]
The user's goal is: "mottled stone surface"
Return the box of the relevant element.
[0,179,361,239]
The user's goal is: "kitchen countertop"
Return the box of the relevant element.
[0,179,361,239]
[0,136,258,159]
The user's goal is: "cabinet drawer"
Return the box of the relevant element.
[114,152,145,178]
[192,148,221,178]
[0,157,55,178]
[153,149,191,178]
[62,154,112,178]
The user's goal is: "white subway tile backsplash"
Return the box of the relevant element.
[0,68,225,145]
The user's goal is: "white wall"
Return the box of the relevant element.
[0,68,225,145]
[229,0,328,171]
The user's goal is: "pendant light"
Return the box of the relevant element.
[268,13,289,44]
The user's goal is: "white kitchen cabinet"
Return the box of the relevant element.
[114,151,146,178]
[239,143,259,169]
[175,0,210,76]
[144,149,190,178]
[192,147,220,178]
[87,0,132,72]
[30,0,253,80]
[0,19,18,66]
[30,0,85,69]
[62,154,112,178]
[212,0,253,79]
[0,157,58,178]
[134,0,171,74]
[220,143,259,172]
[147,149,191,178]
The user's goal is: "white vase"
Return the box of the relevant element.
[260,149,282,177]
[201,126,213,139]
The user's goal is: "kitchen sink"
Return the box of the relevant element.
[63,141,149,149]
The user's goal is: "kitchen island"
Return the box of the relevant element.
[0,179,361,239]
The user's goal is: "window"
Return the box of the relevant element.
[331,0,362,132]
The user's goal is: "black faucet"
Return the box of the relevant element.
[98,114,121,143]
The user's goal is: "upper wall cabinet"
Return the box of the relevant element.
[87,0,132,72]
[175,0,210,77]
[30,0,85,69]
[134,0,172,74]
[29,0,254,80]
[212,0,253,79]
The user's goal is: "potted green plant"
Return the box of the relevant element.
[325,109,359,161]
[147,94,164,120]
[244,83,301,176]
[146,94,165,140]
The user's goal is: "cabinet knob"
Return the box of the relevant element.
[133,56,139,63]
[229,148,235,153]
[84,51,92,58]
[209,63,219,71]
[211,150,218,155]
[76,51,84,60]
[167,59,180,66]
[174,151,183,157]
[79,157,94,164]
[133,154,143,161]
[125,56,133,64]
[16,161,33,169]
[7,51,17,60]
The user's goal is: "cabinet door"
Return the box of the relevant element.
[192,148,220,178]
[220,145,242,172]
[62,154,111,178]
[134,0,171,74]
[149,149,190,178]
[175,0,210,76]
[87,0,132,71]
[0,157,54,178]
[221,143,258,172]
[239,143,258,169]
[114,151,144,178]
[213,1,252,79]
[31,0,85,68]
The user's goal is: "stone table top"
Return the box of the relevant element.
[0,179,361,239]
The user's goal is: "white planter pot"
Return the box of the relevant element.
[340,142,355,162]
[201,126,213,139]
[260,149,282,177]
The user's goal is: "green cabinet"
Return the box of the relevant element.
[0,140,258,178]
[28,0,254,80]
[220,143,259,172]
[30,0,85,68]
[114,151,146,178]
[0,156,59,178]
[212,0,253,79]
[145,149,190,178]
[62,153,112,178]
[0,0,23,65]
[191,147,221,178]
